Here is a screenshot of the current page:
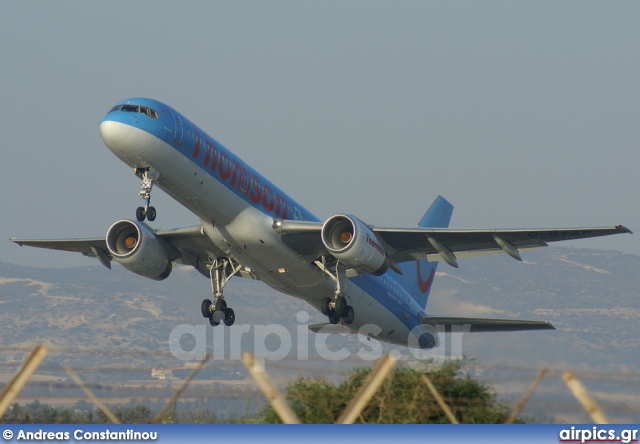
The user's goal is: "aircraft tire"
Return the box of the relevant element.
[342,306,355,325]
[328,312,340,324]
[223,308,235,326]
[201,299,212,318]
[336,296,348,316]
[209,314,220,327]
[320,297,331,316]
[215,298,227,312]
[147,206,156,221]
[136,207,146,221]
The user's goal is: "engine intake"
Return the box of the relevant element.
[321,214,390,275]
[106,220,172,281]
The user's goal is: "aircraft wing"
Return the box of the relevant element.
[11,222,632,271]
[10,225,226,271]
[277,220,632,266]
[419,315,554,332]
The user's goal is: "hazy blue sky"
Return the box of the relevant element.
[1,1,638,268]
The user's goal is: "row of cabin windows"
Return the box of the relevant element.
[108,104,159,119]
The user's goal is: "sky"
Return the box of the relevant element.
[1,1,638,268]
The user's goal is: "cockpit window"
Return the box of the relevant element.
[121,104,140,113]
[111,104,159,119]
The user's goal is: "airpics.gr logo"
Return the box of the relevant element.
[559,426,638,444]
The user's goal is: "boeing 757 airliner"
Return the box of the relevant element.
[11,98,632,348]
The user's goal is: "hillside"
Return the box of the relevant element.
[0,245,638,422]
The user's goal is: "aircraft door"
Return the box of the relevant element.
[173,114,183,145]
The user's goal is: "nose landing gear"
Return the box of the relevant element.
[135,167,158,222]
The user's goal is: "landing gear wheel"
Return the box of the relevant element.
[147,206,156,222]
[336,296,348,317]
[342,305,355,325]
[201,299,212,318]
[215,298,227,312]
[328,312,341,324]
[209,314,220,327]
[320,297,331,316]
[136,207,146,222]
[223,308,235,326]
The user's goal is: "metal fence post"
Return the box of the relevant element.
[563,370,609,424]
[242,353,300,424]
[0,345,47,417]
[336,353,397,424]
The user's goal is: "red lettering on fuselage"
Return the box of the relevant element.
[218,151,231,180]
[275,193,288,219]
[249,176,262,204]
[229,160,250,195]
[186,126,297,220]
[192,127,200,159]
[238,165,250,195]
[209,142,219,172]
[262,183,275,212]
[230,159,241,187]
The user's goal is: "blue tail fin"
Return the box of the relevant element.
[396,195,453,309]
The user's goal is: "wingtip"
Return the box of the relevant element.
[618,225,633,234]
[9,238,23,246]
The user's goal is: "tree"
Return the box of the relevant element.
[257,361,523,424]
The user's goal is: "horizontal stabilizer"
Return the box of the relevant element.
[419,315,554,332]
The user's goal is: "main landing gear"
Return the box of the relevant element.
[321,295,355,325]
[315,258,355,325]
[135,167,157,222]
[201,258,241,327]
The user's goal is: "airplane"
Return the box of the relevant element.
[10,98,632,349]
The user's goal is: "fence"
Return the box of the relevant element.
[1,344,639,424]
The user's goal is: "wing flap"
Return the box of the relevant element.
[419,315,555,332]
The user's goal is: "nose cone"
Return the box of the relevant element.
[100,120,131,146]
[100,120,133,156]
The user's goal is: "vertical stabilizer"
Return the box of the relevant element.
[396,195,453,309]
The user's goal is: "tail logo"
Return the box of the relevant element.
[416,261,436,293]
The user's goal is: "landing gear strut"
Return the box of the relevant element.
[135,167,157,222]
[201,258,241,327]
[316,258,355,325]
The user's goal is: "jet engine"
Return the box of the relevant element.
[106,220,172,281]
[321,214,390,275]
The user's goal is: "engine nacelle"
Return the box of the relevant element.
[321,214,390,275]
[106,220,172,281]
